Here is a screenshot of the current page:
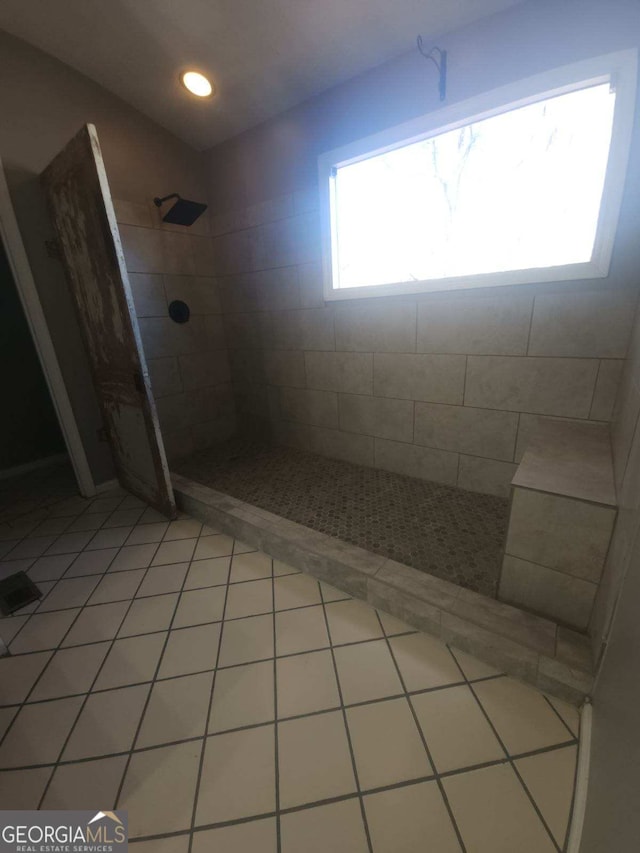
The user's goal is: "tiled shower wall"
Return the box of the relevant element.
[213,189,636,497]
[115,199,235,462]
[590,298,640,654]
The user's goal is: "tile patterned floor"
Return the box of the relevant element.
[0,467,579,852]
[175,439,510,596]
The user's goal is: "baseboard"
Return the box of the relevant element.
[566,699,592,852]
[0,453,67,481]
[94,478,120,494]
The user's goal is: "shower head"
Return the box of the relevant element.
[153,193,208,226]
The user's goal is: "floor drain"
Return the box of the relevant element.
[0,572,42,616]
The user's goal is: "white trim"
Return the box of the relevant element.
[566,699,593,853]
[0,158,95,497]
[319,49,638,301]
[0,452,68,481]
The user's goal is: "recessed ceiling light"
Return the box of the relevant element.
[181,71,213,98]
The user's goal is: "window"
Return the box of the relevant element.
[319,50,637,300]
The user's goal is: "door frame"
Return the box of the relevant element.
[0,156,95,497]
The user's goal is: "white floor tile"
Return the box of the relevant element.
[325,599,384,645]
[119,741,202,837]
[43,754,128,810]
[334,639,403,704]
[515,745,577,846]
[0,696,84,767]
[137,671,213,747]
[473,677,573,755]
[230,551,273,582]
[192,818,277,853]
[29,641,110,700]
[0,651,52,704]
[183,556,230,589]
[390,633,463,692]
[63,684,150,760]
[118,594,178,638]
[209,660,275,732]
[173,586,225,628]
[277,649,340,717]
[275,605,329,656]
[158,623,221,678]
[365,780,462,853]
[10,609,79,653]
[347,697,432,789]
[63,601,129,646]
[412,685,505,773]
[93,633,166,690]
[218,614,273,667]
[281,799,369,853]
[443,764,557,852]
[196,726,275,824]
[278,710,356,808]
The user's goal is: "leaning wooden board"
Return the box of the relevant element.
[41,123,176,518]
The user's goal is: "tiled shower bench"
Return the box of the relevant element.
[498,419,617,632]
[172,472,593,705]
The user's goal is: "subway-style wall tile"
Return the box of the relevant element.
[280,388,339,429]
[417,294,533,355]
[528,289,637,358]
[305,352,373,396]
[374,438,458,486]
[506,488,615,582]
[415,403,518,462]
[339,394,414,443]
[374,354,465,405]
[457,456,517,498]
[499,555,596,630]
[128,273,166,317]
[335,302,417,353]
[590,360,624,422]
[465,356,599,418]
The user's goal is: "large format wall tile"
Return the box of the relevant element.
[335,302,417,352]
[500,555,596,630]
[457,456,517,498]
[339,394,414,442]
[528,289,637,358]
[417,294,533,355]
[506,489,616,582]
[280,388,339,429]
[305,352,373,395]
[590,360,624,421]
[116,202,235,460]
[270,308,335,351]
[374,354,465,405]
[264,350,306,389]
[374,438,458,485]
[309,427,375,467]
[415,403,518,461]
[465,356,599,417]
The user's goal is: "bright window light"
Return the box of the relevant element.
[319,51,637,299]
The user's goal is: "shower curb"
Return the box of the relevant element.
[172,473,593,705]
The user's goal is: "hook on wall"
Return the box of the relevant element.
[417,36,447,101]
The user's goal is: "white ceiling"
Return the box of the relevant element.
[0,0,523,151]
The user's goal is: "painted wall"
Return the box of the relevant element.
[0,239,65,470]
[0,29,213,485]
[205,0,640,497]
[580,299,640,850]
[115,199,235,461]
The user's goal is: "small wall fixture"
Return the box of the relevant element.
[417,36,447,101]
[153,194,208,226]
[181,71,213,97]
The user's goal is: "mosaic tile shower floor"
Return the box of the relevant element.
[175,440,510,597]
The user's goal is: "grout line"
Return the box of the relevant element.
[543,694,579,741]
[377,611,468,853]
[185,528,236,853]
[33,529,169,808]
[271,558,282,853]
[466,679,563,853]
[318,582,374,853]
